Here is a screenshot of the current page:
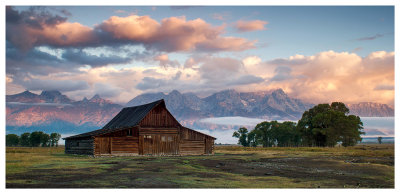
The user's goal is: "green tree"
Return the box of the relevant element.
[29,131,44,147]
[50,133,61,147]
[273,121,300,147]
[19,132,31,147]
[377,137,383,144]
[247,130,257,147]
[253,121,274,147]
[297,102,364,147]
[41,133,50,147]
[233,127,250,147]
[6,134,19,146]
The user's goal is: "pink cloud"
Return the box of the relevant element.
[246,51,394,106]
[235,20,268,32]
[7,7,256,52]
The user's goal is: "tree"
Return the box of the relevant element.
[247,130,257,147]
[233,127,250,147]
[29,131,44,147]
[50,133,61,147]
[6,134,19,146]
[377,137,383,144]
[40,133,50,147]
[273,121,300,147]
[253,121,274,147]
[297,102,364,147]
[20,132,31,147]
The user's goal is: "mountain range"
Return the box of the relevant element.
[6,89,394,135]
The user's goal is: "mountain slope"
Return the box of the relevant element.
[6,91,123,134]
[127,89,314,120]
[348,102,394,117]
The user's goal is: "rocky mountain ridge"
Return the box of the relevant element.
[6,89,394,134]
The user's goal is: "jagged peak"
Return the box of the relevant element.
[90,94,101,100]
[169,90,181,95]
[10,90,38,97]
[270,88,288,98]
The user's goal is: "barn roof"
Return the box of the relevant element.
[64,99,216,140]
[63,99,164,139]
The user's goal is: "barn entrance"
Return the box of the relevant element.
[97,137,111,154]
[142,134,178,155]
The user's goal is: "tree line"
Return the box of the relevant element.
[233,102,364,147]
[6,131,61,147]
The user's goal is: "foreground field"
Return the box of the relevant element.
[6,144,394,188]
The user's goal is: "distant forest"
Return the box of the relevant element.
[6,131,61,147]
[233,102,365,147]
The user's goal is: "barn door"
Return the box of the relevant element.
[143,135,153,155]
[142,134,178,155]
[98,137,111,154]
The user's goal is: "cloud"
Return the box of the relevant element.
[62,48,132,67]
[355,34,384,41]
[234,20,268,32]
[270,66,292,81]
[267,55,309,66]
[6,7,96,50]
[250,50,394,106]
[15,78,89,92]
[6,7,256,53]
[374,84,394,91]
[93,83,122,98]
[227,75,264,86]
[154,54,180,68]
[136,77,170,90]
[242,56,261,67]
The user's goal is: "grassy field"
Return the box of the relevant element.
[6,144,394,188]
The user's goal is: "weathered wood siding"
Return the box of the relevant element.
[139,104,180,127]
[140,134,179,155]
[205,137,215,155]
[179,140,205,155]
[179,127,215,155]
[65,138,94,155]
[94,127,139,155]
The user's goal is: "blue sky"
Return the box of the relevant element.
[6,6,394,105]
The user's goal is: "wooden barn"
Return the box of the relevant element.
[64,99,216,156]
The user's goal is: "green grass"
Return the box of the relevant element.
[6,144,394,188]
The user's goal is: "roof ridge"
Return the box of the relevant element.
[125,99,164,109]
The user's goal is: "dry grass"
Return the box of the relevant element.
[6,144,394,188]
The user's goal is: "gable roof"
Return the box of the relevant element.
[64,99,164,139]
[64,99,216,140]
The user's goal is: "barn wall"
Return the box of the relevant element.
[138,127,179,155]
[140,134,179,155]
[139,104,180,128]
[95,127,139,155]
[65,138,94,155]
[205,137,215,155]
[179,140,205,155]
[179,127,215,155]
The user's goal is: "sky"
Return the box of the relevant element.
[5,6,394,106]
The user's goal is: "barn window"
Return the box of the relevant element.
[161,136,166,142]
[167,136,173,142]
[127,129,132,136]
